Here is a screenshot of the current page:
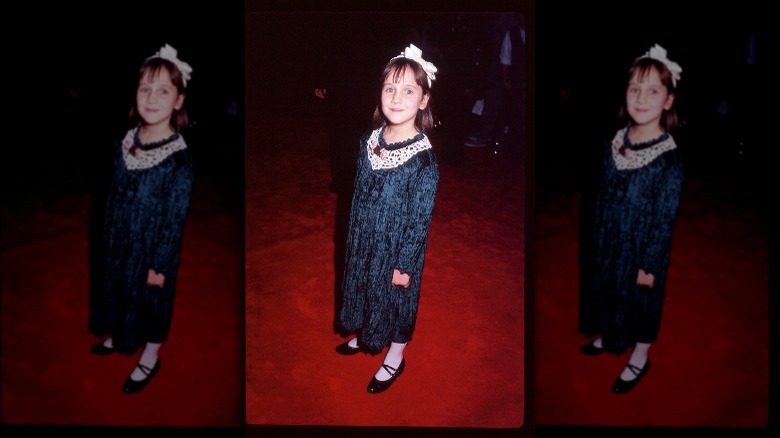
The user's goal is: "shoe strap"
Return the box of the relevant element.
[625,363,643,377]
[381,363,399,376]
[136,363,154,376]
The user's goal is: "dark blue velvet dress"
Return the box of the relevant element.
[339,127,439,353]
[579,128,683,354]
[89,128,194,354]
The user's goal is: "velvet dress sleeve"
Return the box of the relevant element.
[396,152,439,274]
[640,151,683,277]
[149,152,194,276]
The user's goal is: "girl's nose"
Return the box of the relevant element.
[392,91,402,104]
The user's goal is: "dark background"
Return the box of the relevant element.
[4,2,244,193]
[535,2,776,196]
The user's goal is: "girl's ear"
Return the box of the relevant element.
[175,93,186,111]
[419,93,430,111]
[663,93,675,110]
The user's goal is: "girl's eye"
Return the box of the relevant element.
[139,86,150,93]
[404,89,414,95]
[385,87,394,93]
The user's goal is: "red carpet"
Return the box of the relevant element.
[1,159,244,428]
[245,110,526,428]
[534,168,770,428]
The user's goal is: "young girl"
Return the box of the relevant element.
[578,44,684,393]
[336,44,439,394]
[88,44,194,394]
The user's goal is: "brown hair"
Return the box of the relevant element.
[618,57,678,130]
[128,57,189,132]
[371,57,434,132]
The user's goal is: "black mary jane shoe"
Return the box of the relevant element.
[336,340,361,355]
[91,340,116,356]
[367,358,405,394]
[612,358,650,394]
[580,341,606,356]
[122,359,161,394]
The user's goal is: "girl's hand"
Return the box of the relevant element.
[147,269,166,288]
[392,269,410,288]
[637,269,655,288]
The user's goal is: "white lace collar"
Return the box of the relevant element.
[366,127,432,170]
[611,127,676,170]
[122,127,187,170]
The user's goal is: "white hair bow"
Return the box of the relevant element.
[391,44,438,87]
[638,44,682,87]
[149,43,193,87]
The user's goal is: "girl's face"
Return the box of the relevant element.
[625,67,674,130]
[136,67,184,131]
[380,67,429,131]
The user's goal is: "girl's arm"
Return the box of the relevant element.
[149,157,194,284]
[636,269,655,288]
[392,269,410,288]
[396,156,439,278]
[639,153,683,281]
[147,269,166,287]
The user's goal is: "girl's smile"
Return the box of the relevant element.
[380,67,429,139]
[136,68,184,139]
[625,67,674,136]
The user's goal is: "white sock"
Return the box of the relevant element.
[374,342,406,381]
[130,342,161,381]
[620,342,651,381]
